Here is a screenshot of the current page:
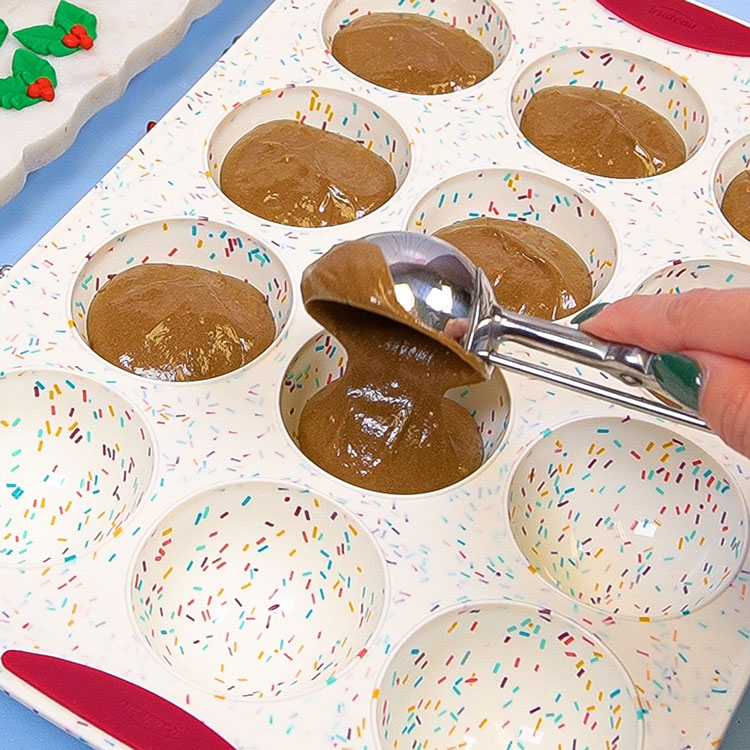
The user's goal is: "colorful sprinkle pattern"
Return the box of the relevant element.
[376,602,642,750]
[508,418,747,618]
[0,369,155,566]
[407,167,618,307]
[635,258,750,295]
[130,481,388,699]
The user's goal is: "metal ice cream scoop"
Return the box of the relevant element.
[362,231,709,431]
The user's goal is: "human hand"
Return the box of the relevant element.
[572,289,750,458]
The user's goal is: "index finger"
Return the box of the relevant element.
[580,288,750,360]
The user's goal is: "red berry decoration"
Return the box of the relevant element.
[0,49,58,110]
[62,33,80,48]
[25,77,55,102]
[38,78,55,101]
[69,23,93,49]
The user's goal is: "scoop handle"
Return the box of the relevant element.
[477,348,710,431]
[473,306,661,389]
[1,650,237,750]
[470,306,710,431]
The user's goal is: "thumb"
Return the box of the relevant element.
[685,350,750,458]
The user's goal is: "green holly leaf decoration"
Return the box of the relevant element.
[54,1,97,40]
[0,77,23,98]
[9,91,39,110]
[13,25,76,57]
[12,49,58,88]
[0,75,36,111]
[13,3,98,57]
[0,51,57,110]
[0,19,8,48]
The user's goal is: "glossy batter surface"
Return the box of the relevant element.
[520,86,686,178]
[435,217,592,319]
[331,13,494,95]
[220,119,397,227]
[87,264,276,382]
[722,171,750,241]
[299,241,484,494]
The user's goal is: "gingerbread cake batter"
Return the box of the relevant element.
[220,119,397,227]
[520,86,686,178]
[721,171,750,241]
[331,13,494,95]
[87,264,276,382]
[435,217,592,319]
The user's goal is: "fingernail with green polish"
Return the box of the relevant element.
[652,353,703,411]
[571,302,610,326]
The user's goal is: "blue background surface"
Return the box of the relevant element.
[0,0,748,747]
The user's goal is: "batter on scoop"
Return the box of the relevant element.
[298,240,484,494]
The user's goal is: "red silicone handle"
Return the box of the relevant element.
[2,650,236,750]
[596,0,750,55]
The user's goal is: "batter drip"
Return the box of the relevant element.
[330,13,495,95]
[434,217,592,319]
[87,264,276,382]
[721,171,750,241]
[298,241,484,494]
[520,86,686,178]
[220,119,397,227]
